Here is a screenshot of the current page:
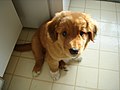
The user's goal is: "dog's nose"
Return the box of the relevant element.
[69,48,79,55]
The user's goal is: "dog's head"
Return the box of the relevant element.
[47,11,98,58]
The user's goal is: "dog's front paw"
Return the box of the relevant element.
[50,70,60,80]
[32,71,41,77]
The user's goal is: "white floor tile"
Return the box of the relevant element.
[70,0,86,8]
[9,76,31,90]
[18,29,29,41]
[101,1,116,11]
[75,86,96,90]
[5,56,19,74]
[30,80,52,90]
[76,66,98,88]
[86,0,100,10]
[96,22,101,35]
[118,25,120,37]
[98,69,119,90]
[117,12,120,24]
[3,74,12,90]
[119,38,120,51]
[63,0,70,7]
[55,66,77,85]
[12,51,21,56]
[116,3,120,12]
[100,36,118,52]
[87,35,100,50]
[26,30,36,42]
[34,62,53,82]
[52,83,74,90]
[85,9,100,21]
[69,7,84,12]
[80,49,99,68]
[21,51,34,59]
[101,10,117,23]
[63,6,69,11]
[14,58,34,78]
[100,51,119,71]
[100,22,118,37]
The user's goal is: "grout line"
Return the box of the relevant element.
[99,68,119,72]
[74,65,79,90]
[97,0,101,88]
[6,55,21,90]
[75,85,100,90]
[100,20,119,24]
[33,78,53,83]
[118,39,120,90]
[50,81,54,90]
[100,32,119,38]
[68,0,71,11]
[11,74,33,80]
[28,77,34,90]
[15,56,34,60]
[53,82,74,87]
[84,0,87,13]
[100,9,118,12]
[99,49,119,53]
[25,30,30,42]
[16,56,34,61]
[3,73,12,90]
[115,2,120,89]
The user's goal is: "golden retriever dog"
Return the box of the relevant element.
[15,11,98,80]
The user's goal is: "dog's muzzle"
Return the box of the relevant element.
[69,48,79,55]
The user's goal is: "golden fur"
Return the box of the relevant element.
[15,11,98,80]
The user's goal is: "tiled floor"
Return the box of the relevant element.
[2,0,120,90]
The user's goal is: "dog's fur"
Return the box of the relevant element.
[15,11,98,80]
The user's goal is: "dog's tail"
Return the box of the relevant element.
[14,43,32,52]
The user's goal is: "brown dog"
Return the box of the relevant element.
[15,11,98,80]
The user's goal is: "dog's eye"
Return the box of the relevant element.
[80,31,85,37]
[62,31,67,37]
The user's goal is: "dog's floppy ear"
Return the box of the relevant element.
[88,22,98,41]
[47,11,65,42]
[47,20,58,42]
[81,13,98,41]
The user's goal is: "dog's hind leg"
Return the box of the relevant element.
[32,36,45,77]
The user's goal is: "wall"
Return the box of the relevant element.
[13,0,50,28]
[0,0,22,77]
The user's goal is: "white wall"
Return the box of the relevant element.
[13,0,50,28]
[13,0,63,28]
[0,0,22,77]
[48,0,63,17]
[63,0,70,11]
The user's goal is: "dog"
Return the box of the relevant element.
[15,11,98,80]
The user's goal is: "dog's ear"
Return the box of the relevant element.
[81,13,98,42]
[47,20,58,42]
[47,11,65,42]
[84,22,98,48]
[88,22,98,41]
